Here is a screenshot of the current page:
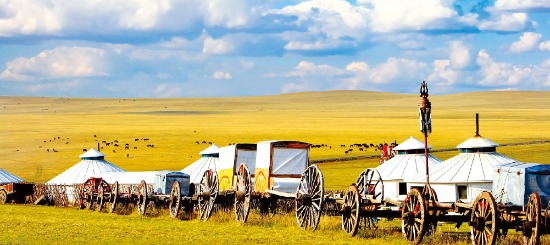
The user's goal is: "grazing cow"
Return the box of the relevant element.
[106,142,111,146]
[44,141,46,143]
[341,144,345,147]
[135,139,139,142]
[47,149,49,152]
[113,150,116,153]
[114,140,118,143]
[208,142,212,145]
[125,143,129,147]
[94,135,97,138]
[348,149,353,152]
[196,141,200,144]
[202,141,206,144]
[126,154,129,157]
[114,144,119,147]
[83,148,87,152]
[144,138,149,141]
[102,141,106,144]
[125,146,129,149]
[359,148,364,151]
[53,149,58,152]
[134,146,137,149]
[151,144,154,148]
[345,151,348,154]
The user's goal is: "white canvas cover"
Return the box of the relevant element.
[493,162,550,207]
[0,168,23,184]
[218,144,257,173]
[181,157,218,184]
[46,148,125,185]
[256,141,308,175]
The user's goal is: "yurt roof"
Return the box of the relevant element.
[407,152,517,184]
[0,168,23,184]
[376,153,441,181]
[181,156,218,184]
[46,150,124,185]
[200,144,220,155]
[393,136,431,151]
[457,135,499,149]
[79,148,105,158]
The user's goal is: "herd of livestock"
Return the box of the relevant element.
[1,138,549,245]
[1,83,549,245]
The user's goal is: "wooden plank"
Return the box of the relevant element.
[265,189,295,198]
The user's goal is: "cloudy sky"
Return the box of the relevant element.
[0,0,549,98]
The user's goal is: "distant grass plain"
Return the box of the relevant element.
[1,90,550,244]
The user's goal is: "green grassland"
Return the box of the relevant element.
[1,204,543,245]
[1,91,550,244]
[1,90,550,186]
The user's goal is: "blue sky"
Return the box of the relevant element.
[0,0,549,98]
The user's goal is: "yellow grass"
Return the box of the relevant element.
[1,90,549,187]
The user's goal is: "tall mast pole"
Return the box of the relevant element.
[418,81,432,186]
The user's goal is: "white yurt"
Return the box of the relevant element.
[0,168,23,184]
[406,135,517,203]
[181,144,219,184]
[375,136,441,202]
[46,148,125,203]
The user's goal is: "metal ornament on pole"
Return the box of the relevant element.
[418,81,432,187]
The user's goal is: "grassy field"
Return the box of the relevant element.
[1,91,549,186]
[1,204,545,245]
[1,90,550,244]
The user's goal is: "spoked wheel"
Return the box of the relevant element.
[97,185,105,212]
[109,181,119,213]
[0,189,7,204]
[295,164,324,231]
[469,191,498,245]
[356,168,384,202]
[169,181,181,219]
[137,180,148,216]
[86,187,94,210]
[402,188,427,245]
[235,163,251,223]
[423,184,439,235]
[523,192,541,245]
[198,170,218,221]
[341,184,361,236]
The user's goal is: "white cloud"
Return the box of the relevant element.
[364,0,457,32]
[154,83,183,97]
[343,58,426,89]
[476,49,542,87]
[275,0,370,39]
[509,32,542,53]
[477,12,529,32]
[539,41,550,51]
[428,59,459,85]
[240,59,255,69]
[212,71,232,80]
[281,82,313,94]
[493,0,550,11]
[0,46,108,81]
[288,61,345,78]
[449,41,471,69]
[0,0,62,36]
[203,37,234,55]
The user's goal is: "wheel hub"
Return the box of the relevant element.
[522,220,533,238]
[300,194,312,206]
[341,205,352,218]
[403,211,415,226]
[468,217,485,231]
[235,190,246,202]
[202,191,211,200]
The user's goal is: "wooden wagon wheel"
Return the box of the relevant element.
[423,184,439,235]
[356,168,384,202]
[523,192,541,245]
[295,164,324,231]
[169,180,181,219]
[97,185,105,212]
[402,188,427,245]
[198,169,218,221]
[235,163,251,223]
[137,180,148,216]
[84,181,95,210]
[109,181,119,213]
[469,191,498,245]
[0,188,7,204]
[341,184,361,236]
